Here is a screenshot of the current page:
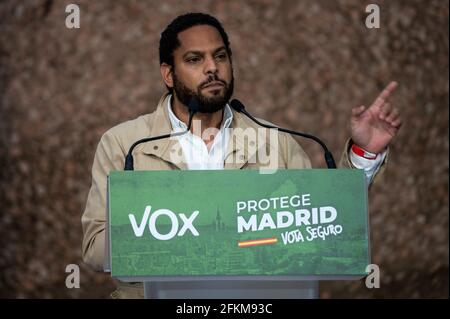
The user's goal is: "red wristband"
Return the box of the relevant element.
[351,144,377,160]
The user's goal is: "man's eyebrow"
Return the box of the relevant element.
[212,46,227,54]
[182,46,227,59]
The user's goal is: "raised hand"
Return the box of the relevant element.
[350,81,402,154]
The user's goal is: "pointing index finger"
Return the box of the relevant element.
[373,81,398,108]
[378,81,398,100]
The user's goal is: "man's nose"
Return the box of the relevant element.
[204,56,218,75]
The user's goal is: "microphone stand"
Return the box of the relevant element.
[230,99,336,169]
[124,98,199,170]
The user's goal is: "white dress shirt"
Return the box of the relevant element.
[167,95,233,170]
[350,147,386,184]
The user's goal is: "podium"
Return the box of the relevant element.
[105,169,370,299]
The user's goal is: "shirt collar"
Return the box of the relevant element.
[167,95,233,132]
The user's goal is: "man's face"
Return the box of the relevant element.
[170,24,234,113]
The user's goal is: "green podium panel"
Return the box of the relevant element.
[107,169,369,281]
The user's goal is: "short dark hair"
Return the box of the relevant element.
[159,12,232,68]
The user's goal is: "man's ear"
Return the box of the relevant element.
[160,63,174,89]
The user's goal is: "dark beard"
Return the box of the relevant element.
[172,72,234,113]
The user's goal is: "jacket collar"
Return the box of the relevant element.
[140,93,187,169]
[141,93,263,170]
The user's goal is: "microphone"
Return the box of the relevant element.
[123,97,200,170]
[229,99,337,169]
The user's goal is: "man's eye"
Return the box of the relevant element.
[215,54,227,60]
[187,57,201,63]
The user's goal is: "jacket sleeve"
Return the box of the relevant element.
[338,138,389,186]
[81,130,125,271]
[284,134,388,187]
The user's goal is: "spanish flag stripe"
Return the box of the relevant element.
[238,237,278,247]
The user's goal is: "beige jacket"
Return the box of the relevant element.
[81,93,385,298]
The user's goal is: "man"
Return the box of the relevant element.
[82,13,402,298]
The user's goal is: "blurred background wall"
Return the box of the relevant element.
[0,0,448,298]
